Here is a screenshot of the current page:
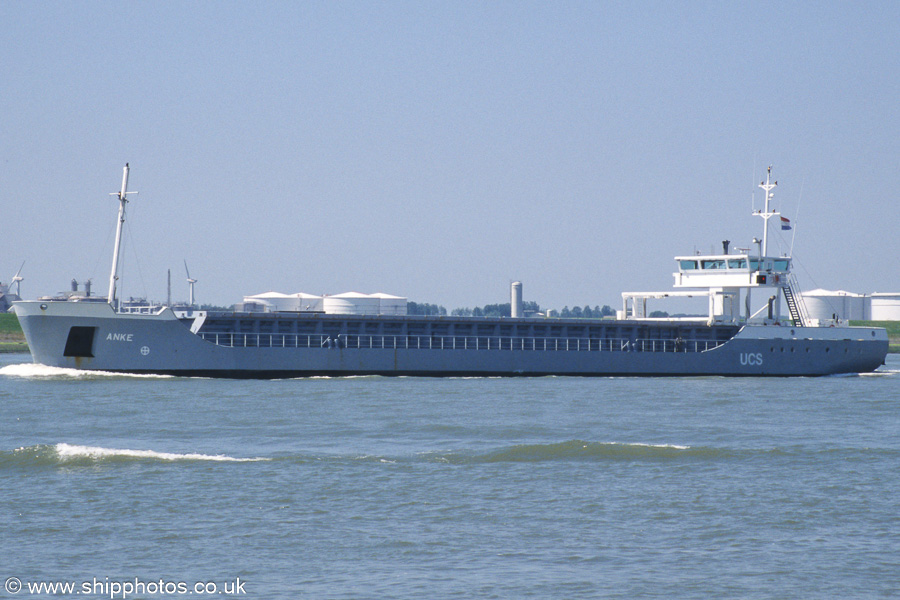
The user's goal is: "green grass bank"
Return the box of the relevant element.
[0,312,29,354]
[850,320,900,353]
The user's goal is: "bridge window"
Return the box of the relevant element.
[679,260,698,270]
[727,258,748,269]
[701,260,725,269]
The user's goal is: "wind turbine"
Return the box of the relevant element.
[10,261,24,298]
[184,260,197,307]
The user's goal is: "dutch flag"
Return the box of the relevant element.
[781,216,792,230]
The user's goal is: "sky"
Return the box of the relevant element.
[2,1,898,312]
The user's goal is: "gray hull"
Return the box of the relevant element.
[13,301,889,377]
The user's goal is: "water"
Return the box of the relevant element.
[2,353,898,599]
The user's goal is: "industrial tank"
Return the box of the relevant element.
[511,281,523,318]
[802,289,869,321]
[323,292,381,315]
[372,293,408,315]
[291,293,325,312]
[870,293,900,321]
[242,292,297,312]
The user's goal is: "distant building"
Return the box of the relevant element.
[0,282,21,313]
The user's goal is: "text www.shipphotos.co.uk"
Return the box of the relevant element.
[4,576,246,598]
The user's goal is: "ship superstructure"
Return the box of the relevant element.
[622,168,808,327]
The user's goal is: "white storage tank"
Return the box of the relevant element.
[323,292,381,315]
[244,292,327,312]
[291,292,325,312]
[234,300,271,312]
[802,289,869,321]
[242,292,295,312]
[372,293,408,315]
[870,293,900,321]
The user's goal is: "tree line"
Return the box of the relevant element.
[408,301,618,319]
[201,300,624,319]
[449,301,541,318]
[555,305,617,319]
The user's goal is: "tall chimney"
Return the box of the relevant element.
[511,281,523,318]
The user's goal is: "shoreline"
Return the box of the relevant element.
[0,312,28,353]
[0,342,29,354]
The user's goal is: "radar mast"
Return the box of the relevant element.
[757,166,778,257]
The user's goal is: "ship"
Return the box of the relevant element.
[13,165,889,377]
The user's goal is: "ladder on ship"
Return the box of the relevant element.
[782,275,808,327]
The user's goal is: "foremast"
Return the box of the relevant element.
[107,163,137,310]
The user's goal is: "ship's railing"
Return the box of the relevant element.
[198,333,727,353]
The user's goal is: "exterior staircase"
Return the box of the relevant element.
[782,275,809,327]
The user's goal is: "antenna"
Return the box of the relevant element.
[107,164,138,309]
[184,260,197,307]
[789,177,804,258]
[751,156,757,212]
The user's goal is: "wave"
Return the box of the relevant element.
[860,369,900,377]
[242,442,706,466]
[0,363,173,379]
[306,375,382,379]
[427,442,900,465]
[426,440,713,464]
[1,443,269,468]
[7,441,894,470]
